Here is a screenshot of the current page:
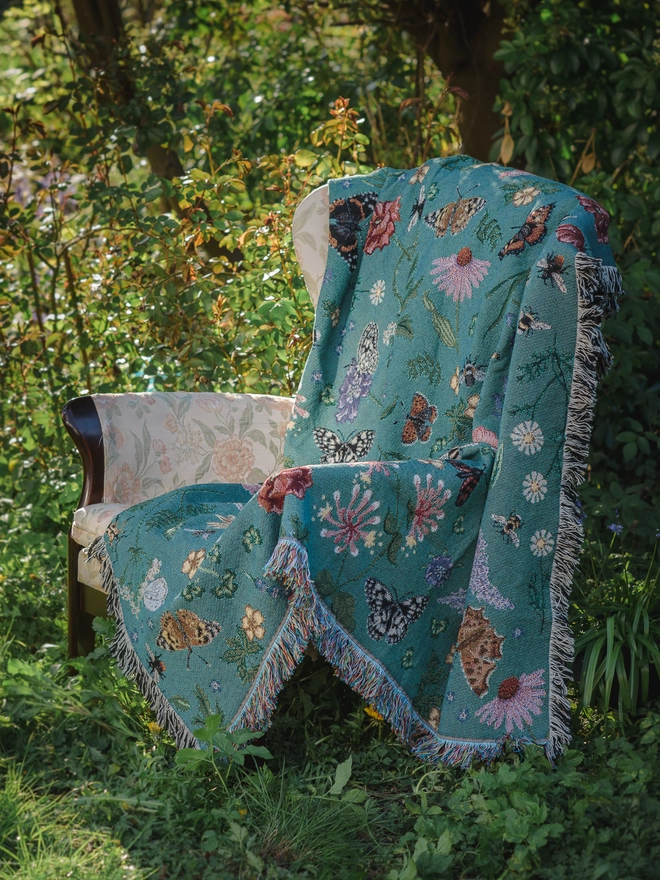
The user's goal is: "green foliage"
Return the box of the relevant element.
[387,734,660,879]
[495,0,660,540]
[175,714,273,796]
[572,532,660,727]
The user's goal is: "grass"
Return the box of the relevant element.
[1,511,660,879]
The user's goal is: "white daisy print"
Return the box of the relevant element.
[383,322,397,346]
[523,472,548,504]
[370,280,386,305]
[512,186,541,207]
[510,420,544,455]
[530,529,554,556]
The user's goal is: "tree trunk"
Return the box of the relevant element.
[384,0,507,162]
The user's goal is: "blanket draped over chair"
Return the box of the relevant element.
[91,155,622,766]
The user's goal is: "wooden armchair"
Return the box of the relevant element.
[62,391,295,656]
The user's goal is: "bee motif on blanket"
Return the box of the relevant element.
[491,512,523,548]
[537,252,567,293]
[517,309,552,337]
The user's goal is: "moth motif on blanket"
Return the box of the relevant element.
[93,155,623,766]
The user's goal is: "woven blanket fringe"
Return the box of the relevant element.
[229,537,514,768]
[546,253,622,761]
[86,535,198,750]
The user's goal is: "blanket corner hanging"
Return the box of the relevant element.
[91,155,623,767]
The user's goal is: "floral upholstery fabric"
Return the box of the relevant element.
[91,157,622,767]
[94,392,294,505]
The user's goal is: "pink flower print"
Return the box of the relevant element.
[107,462,142,505]
[320,484,380,556]
[164,414,179,433]
[408,473,451,542]
[106,425,125,450]
[357,461,400,479]
[472,425,498,449]
[364,197,401,255]
[475,669,546,734]
[212,435,255,481]
[159,456,172,475]
[152,439,167,455]
[430,247,491,302]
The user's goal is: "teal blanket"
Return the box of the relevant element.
[92,156,622,766]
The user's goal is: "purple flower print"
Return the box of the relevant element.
[336,360,373,423]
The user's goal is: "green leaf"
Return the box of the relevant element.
[387,533,402,565]
[423,292,457,348]
[329,754,353,795]
[383,510,399,535]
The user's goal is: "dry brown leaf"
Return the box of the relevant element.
[500,133,515,166]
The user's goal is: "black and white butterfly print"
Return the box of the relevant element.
[328,192,379,271]
[448,460,486,506]
[313,427,375,463]
[424,194,486,238]
[356,320,379,374]
[364,577,429,645]
[408,185,426,232]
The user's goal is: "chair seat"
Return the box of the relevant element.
[72,504,130,590]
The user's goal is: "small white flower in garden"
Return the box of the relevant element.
[383,322,397,346]
[512,186,541,207]
[530,529,554,556]
[370,280,386,305]
[511,420,544,455]
[523,471,548,504]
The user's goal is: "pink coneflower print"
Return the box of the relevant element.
[431,247,491,303]
[320,483,380,556]
[475,668,546,734]
[408,473,452,542]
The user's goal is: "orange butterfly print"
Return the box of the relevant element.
[156,608,222,669]
[453,606,504,697]
[498,203,555,259]
[402,393,438,444]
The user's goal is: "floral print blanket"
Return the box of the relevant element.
[93,155,622,766]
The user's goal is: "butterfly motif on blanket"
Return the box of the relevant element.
[328,192,379,270]
[407,185,426,232]
[364,577,429,645]
[156,609,222,669]
[452,606,504,697]
[424,194,486,237]
[448,459,486,506]
[336,321,379,424]
[313,427,375,463]
[402,392,438,444]
[498,203,555,259]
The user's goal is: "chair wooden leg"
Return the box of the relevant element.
[68,533,98,658]
[68,532,82,659]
